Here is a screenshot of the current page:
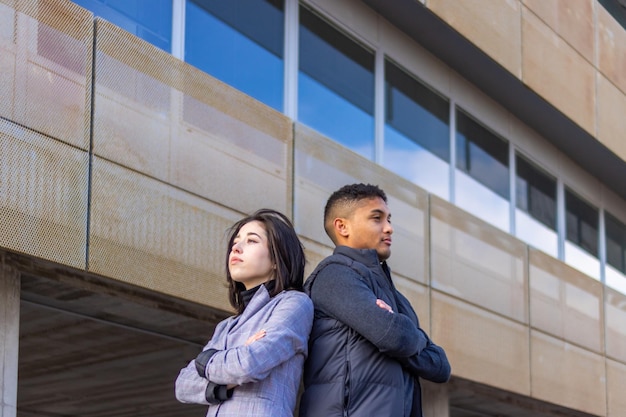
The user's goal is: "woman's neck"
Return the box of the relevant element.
[241,280,275,309]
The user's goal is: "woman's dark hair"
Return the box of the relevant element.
[225,208,306,314]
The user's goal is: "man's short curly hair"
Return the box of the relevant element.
[323,183,387,243]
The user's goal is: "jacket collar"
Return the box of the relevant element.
[334,245,386,269]
[239,283,272,319]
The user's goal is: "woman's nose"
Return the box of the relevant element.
[232,242,242,253]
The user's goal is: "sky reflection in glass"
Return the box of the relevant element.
[565,241,600,280]
[606,265,626,294]
[384,126,449,199]
[515,210,558,257]
[383,60,449,198]
[455,170,510,232]
[299,73,374,159]
[185,0,284,112]
[73,0,172,51]
[298,7,375,160]
[455,109,509,231]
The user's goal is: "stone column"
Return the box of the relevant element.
[422,380,450,417]
[0,256,19,417]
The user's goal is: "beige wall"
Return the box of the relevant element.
[425,0,626,163]
[1,0,626,415]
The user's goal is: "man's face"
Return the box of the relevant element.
[343,197,393,261]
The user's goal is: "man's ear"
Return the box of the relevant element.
[334,217,350,239]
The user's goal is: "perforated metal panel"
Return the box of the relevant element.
[0,0,92,150]
[88,156,235,309]
[92,19,292,216]
[430,195,528,323]
[87,18,298,306]
[0,118,89,268]
[0,0,91,267]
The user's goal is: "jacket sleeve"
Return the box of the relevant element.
[397,333,451,383]
[310,264,428,358]
[205,293,313,386]
[174,318,231,405]
[174,355,211,405]
[392,289,451,382]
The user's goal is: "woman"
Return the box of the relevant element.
[175,208,313,417]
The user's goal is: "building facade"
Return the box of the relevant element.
[1,0,626,416]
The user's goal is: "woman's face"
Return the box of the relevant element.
[229,220,275,290]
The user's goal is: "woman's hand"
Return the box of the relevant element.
[245,329,266,346]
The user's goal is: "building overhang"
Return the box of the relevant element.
[362,0,626,201]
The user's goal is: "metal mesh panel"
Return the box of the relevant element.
[293,123,429,283]
[0,0,92,150]
[529,248,603,354]
[93,19,292,216]
[88,156,234,310]
[0,118,88,268]
[606,286,626,363]
[430,195,528,323]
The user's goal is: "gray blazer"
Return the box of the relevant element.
[175,285,313,417]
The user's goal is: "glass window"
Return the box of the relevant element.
[515,154,557,257]
[72,0,172,52]
[606,213,626,292]
[455,108,509,231]
[606,213,626,273]
[565,188,600,279]
[185,0,285,112]
[598,0,626,32]
[298,6,375,160]
[384,59,450,198]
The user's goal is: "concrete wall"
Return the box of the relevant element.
[420,0,626,163]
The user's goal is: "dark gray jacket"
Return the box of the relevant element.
[299,246,450,417]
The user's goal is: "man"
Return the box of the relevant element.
[299,183,450,417]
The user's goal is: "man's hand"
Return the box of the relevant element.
[376,299,394,314]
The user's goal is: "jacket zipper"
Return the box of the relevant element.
[343,330,352,417]
[343,359,350,417]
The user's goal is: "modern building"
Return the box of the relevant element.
[1,0,625,416]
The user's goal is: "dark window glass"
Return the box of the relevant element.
[72,0,172,52]
[186,0,285,111]
[385,60,449,161]
[456,109,509,199]
[515,154,557,230]
[298,7,375,159]
[606,212,626,274]
[565,189,599,257]
[599,0,626,31]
